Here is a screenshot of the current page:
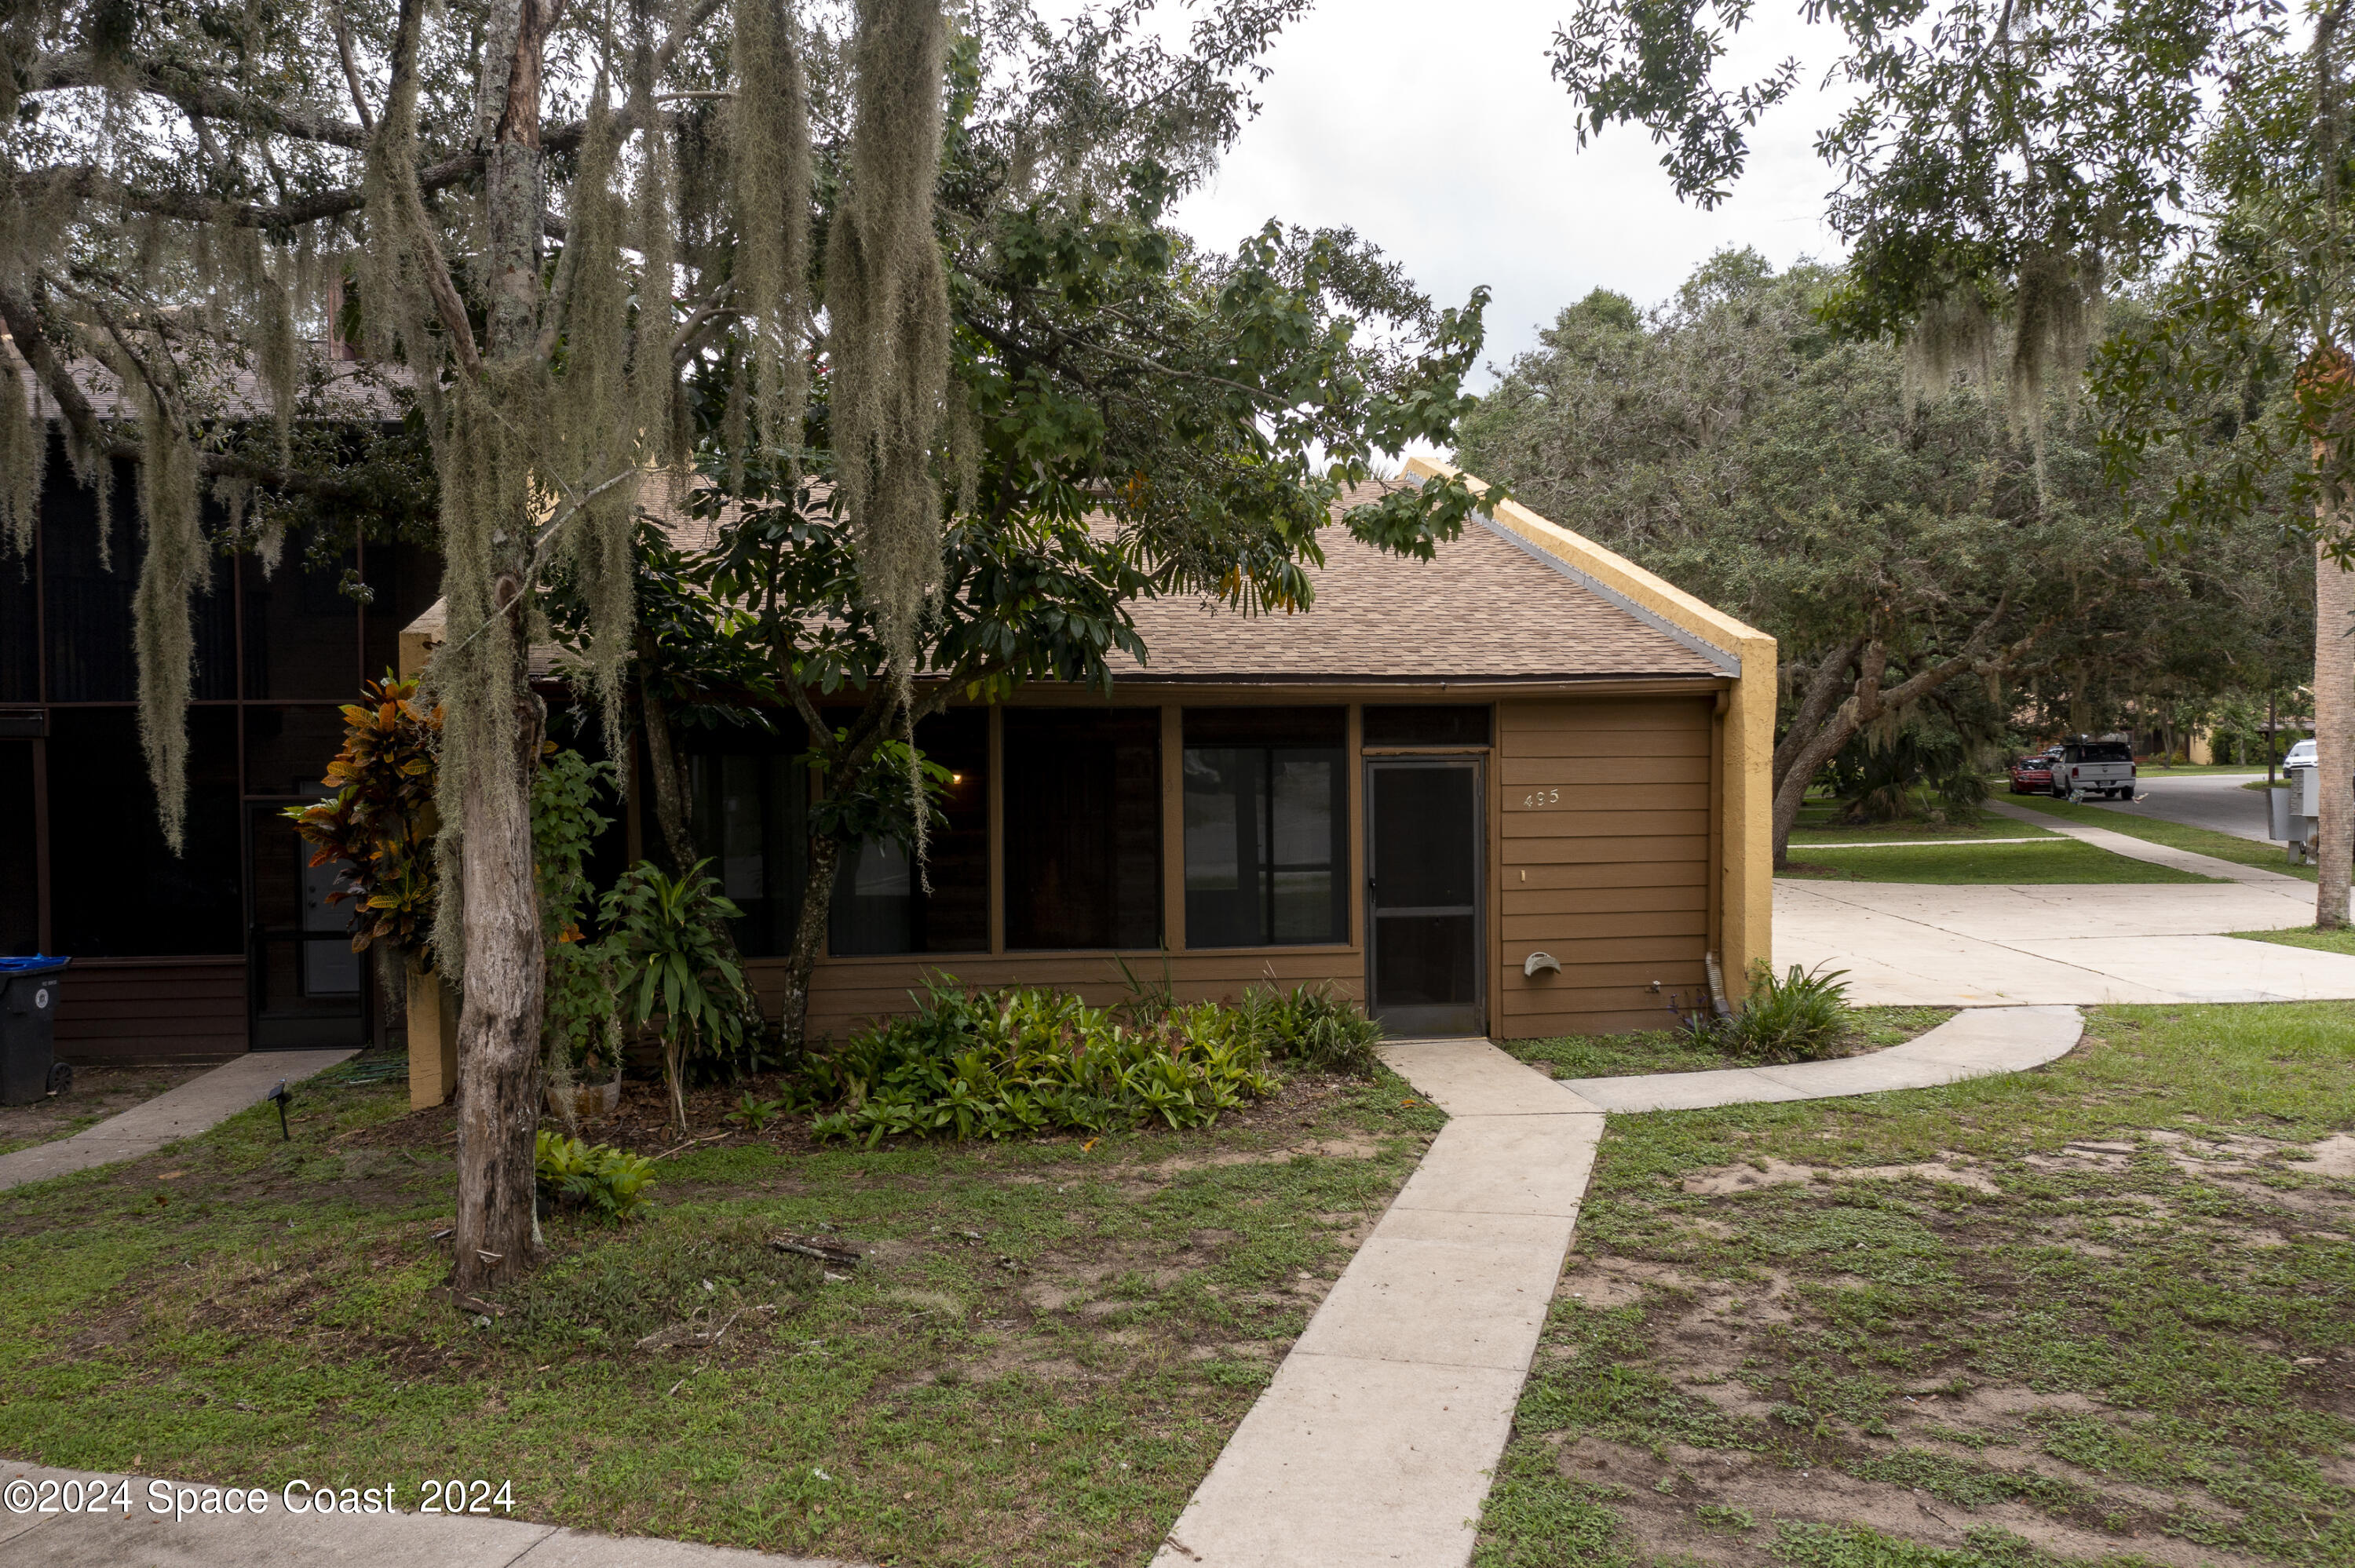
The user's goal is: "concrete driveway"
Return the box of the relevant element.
[1776,802,2355,1005]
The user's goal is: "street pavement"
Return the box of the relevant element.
[2080,768,2276,846]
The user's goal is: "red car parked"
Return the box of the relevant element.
[2009,752,2057,794]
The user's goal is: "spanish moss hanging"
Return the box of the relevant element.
[827,0,953,866]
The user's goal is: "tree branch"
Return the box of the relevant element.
[331,2,378,132]
[0,287,406,503]
[31,49,370,150]
[1771,636,1862,794]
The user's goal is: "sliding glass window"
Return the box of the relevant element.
[1183,708,1347,948]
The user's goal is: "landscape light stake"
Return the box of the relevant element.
[268,1080,291,1141]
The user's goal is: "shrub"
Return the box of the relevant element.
[1718,961,1852,1063]
[805,981,1278,1146]
[1233,982,1384,1075]
[724,1092,785,1130]
[535,1131,658,1219]
[602,860,759,1136]
[285,674,442,963]
[534,748,623,1092]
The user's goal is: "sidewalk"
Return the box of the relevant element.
[1156,1039,1602,1567]
[1150,1005,2086,1568]
[0,1050,356,1194]
[1980,796,2299,883]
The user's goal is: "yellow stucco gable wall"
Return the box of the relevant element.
[1404,455,1777,984]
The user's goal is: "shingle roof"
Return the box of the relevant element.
[1108,478,1728,684]
[407,476,1734,687]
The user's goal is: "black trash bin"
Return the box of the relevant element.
[0,956,71,1107]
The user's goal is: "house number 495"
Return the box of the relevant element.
[1519,788,1561,808]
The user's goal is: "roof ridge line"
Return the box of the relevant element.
[1468,513,1741,677]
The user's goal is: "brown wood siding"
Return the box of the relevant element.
[783,947,1365,1044]
[53,958,247,1062]
[730,683,1727,1046]
[1493,695,1714,1040]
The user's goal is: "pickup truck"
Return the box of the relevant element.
[2050,739,2137,802]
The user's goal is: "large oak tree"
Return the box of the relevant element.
[2,0,1494,1292]
[1548,0,2351,915]
[1459,254,2306,863]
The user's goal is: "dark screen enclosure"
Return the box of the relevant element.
[1002,708,1161,950]
[1182,706,1347,948]
[830,708,991,955]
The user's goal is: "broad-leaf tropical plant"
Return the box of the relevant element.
[601,861,758,1138]
[287,674,443,966]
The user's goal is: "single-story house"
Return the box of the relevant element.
[0,399,443,1062]
[395,455,1774,1100]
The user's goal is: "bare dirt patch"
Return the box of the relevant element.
[1681,1155,2000,1197]
[1136,1132,1381,1172]
[1493,1097,2355,1568]
[1555,1435,2276,1568]
[2289,1132,2355,1180]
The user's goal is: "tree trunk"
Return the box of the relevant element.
[451,610,545,1293]
[2315,527,2353,926]
[1772,640,1862,798]
[1771,717,1858,868]
[1765,628,2007,868]
[768,675,956,1050]
[777,833,841,1051]
[638,669,697,871]
[451,0,551,1296]
[663,1029,691,1137]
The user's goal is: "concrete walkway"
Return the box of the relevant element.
[0,1050,355,1194]
[1980,796,2295,883]
[1558,1004,2081,1112]
[1152,1006,2084,1568]
[0,1460,842,1566]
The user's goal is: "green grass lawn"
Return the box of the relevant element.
[2234,927,2355,956]
[0,1056,1444,1566]
[1778,838,2218,885]
[1476,1001,2355,1568]
[2134,763,2273,775]
[2000,793,2312,882]
[1789,800,2060,846]
[2245,777,2291,792]
[1506,1008,1959,1081]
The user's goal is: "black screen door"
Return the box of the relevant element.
[246,800,370,1049]
[1364,759,1484,1036]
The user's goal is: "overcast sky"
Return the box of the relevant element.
[1165,1,1856,386]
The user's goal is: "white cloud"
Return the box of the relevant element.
[1165,1,1853,383]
